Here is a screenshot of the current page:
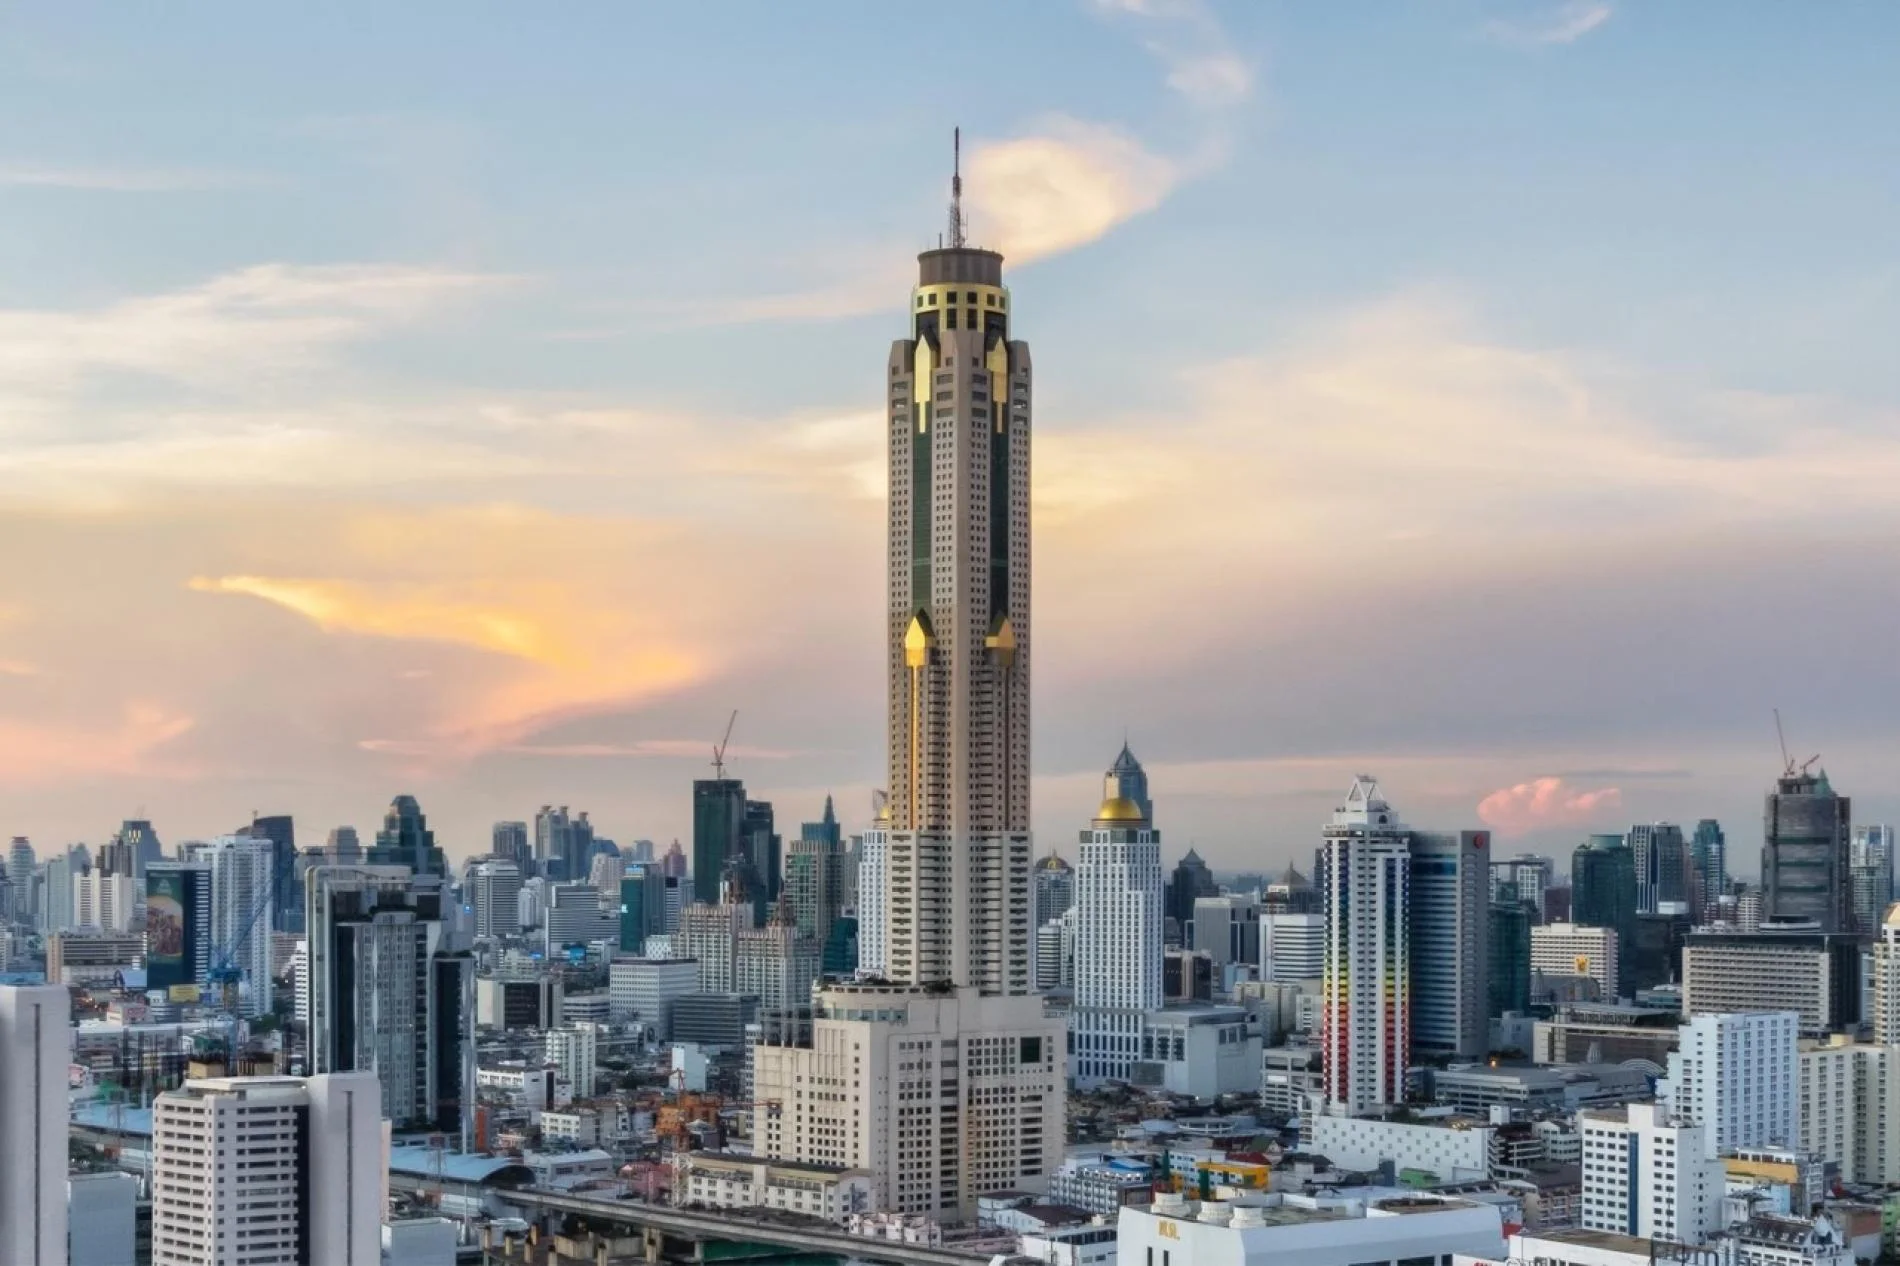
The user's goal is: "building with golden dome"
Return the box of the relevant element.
[1072,746,1163,1089]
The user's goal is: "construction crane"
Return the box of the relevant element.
[1773,709,1821,778]
[710,710,739,782]
[203,841,286,1060]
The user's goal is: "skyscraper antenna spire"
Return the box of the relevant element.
[947,126,966,249]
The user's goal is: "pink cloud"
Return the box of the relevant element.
[1477,776,1622,835]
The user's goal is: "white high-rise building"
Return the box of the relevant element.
[1260,912,1324,982]
[1579,1102,1723,1245]
[0,984,71,1266]
[1318,776,1410,1115]
[608,957,699,1039]
[856,820,889,977]
[1800,1035,1900,1184]
[1531,922,1620,1001]
[751,173,1065,1220]
[150,1072,383,1266]
[1874,905,1900,1044]
[1660,1010,1799,1158]
[545,1023,600,1101]
[735,918,820,1012]
[74,870,139,934]
[468,858,523,940]
[1071,753,1162,1090]
[203,834,274,1017]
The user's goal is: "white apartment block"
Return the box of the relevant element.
[676,901,751,993]
[1531,923,1620,1002]
[73,871,139,934]
[734,922,820,1012]
[0,985,71,1266]
[1579,1103,1722,1246]
[751,982,1064,1220]
[1799,1035,1900,1184]
[1875,907,1900,1044]
[1260,912,1324,982]
[151,1073,382,1266]
[671,1151,875,1222]
[1070,787,1162,1090]
[544,1023,600,1101]
[1660,1011,1798,1159]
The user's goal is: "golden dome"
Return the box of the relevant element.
[1094,796,1147,824]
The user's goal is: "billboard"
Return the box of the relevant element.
[168,983,201,1004]
[146,868,202,990]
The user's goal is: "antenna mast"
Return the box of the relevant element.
[947,127,966,248]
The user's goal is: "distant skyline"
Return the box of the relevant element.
[1,3,1898,868]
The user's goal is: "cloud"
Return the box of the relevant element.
[0,164,259,191]
[499,740,801,761]
[967,119,1180,264]
[1483,2,1613,47]
[1477,777,1623,834]
[0,702,196,786]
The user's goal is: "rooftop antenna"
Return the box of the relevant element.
[947,126,966,249]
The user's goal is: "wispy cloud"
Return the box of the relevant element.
[0,163,261,192]
[968,118,1181,265]
[1483,2,1614,47]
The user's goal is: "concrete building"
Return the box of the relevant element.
[1409,829,1491,1060]
[1133,1004,1262,1098]
[542,881,616,954]
[544,1023,600,1100]
[1579,1103,1722,1245]
[1849,825,1894,938]
[735,917,821,1012]
[1531,923,1619,1002]
[1628,822,1688,915]
[1762,768,1851,933]
[784,800,844,951]
[1318,776,1411,1115]
[1310,1112,1495,1181]
[1798,1035,1900,1184]
[468,858,523,940]
[1873,905,1900,1044]
[0,985,70,1266]
[150,1072,383,1266]
[608,956,698,1038]
[1682,928,1860,1034]
[676,900,752,993]
[670,993,758,1049]
[474,976,559,1030]
[671,1152,875,1221]
[1660,1011,1799,1157]
[305,867,473,1140]
[1259,911,1323,983]
[68,1170,137,1266]
[1531,1002,1681,1068]
[751,981,1063,1219]
[855,819,889,977]
[1691,818,1729,920]
[1117,1191,1504,1266]
[47,931,144,985]
[1071,760,1163,1089]
[1191,894,1260,969]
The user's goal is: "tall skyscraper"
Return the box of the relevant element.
[1071,755,1162,1089]
[1318,776,1411,1115]
[368,794,445,878]
[1104,742,1152,821]
[692,780,747,905]
[1689,819,1727,919]
[491,821,531,874]
[5,838,32,902]
[1572,833,1638,966]
[95,833,134,880]
[306,867,474,1142]
[1165,848,1217,943]
[1762,766,1851,932]
[619,863,668,954]
[533,805,594,884]
[1489,897,1532,1017]
[0,984,71,1266]
[1408,830,1491,1060]
[660,838,689,880]
[40,845,87,936]
[239,813,298,934]
[741,798,782,919]
[145,862,213,994]
[857,806,890,977]
[1874,907,1900,1045]
[1489,853,1554,921]
[203,834,275,1016]
[150,1072,383,1266]
[1628,822,1687,915]
[1851,824,1896,938]
[784,797,844,952]
[119,818,163,877]
[752,170,1064,1218]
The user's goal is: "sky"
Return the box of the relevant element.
[1,1,1897,874]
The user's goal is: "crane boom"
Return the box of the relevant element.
[1774,708,1792,776]
[711,709,739,782]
